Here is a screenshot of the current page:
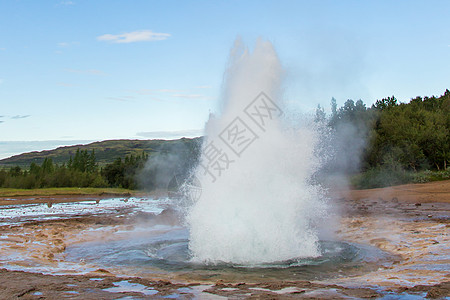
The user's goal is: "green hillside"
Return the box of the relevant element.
[0,138,203,168]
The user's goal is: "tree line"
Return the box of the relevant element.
[320,89,450,188]
[0,149,148,189]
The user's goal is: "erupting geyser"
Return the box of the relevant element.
[187,38,329,264]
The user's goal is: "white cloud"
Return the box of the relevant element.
[0,79,3,84]
[106,96,136,102]
[57,82,75,87]
[0,48,5,51]
[0,115,31,122]
[58,41,79,48]
[172,93,209,99]
[64,68,106,76]
[157,89,183,93]
[106,97,127,102]
[0,140,95,160]
[194,85,212,89]
[11,115,31,119]
[129,89,184,95]
[97,30,170,44]
[130,89,153,95]
[136,130,203,139]
[127,88,211,100]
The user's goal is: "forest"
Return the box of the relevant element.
[0,138,202,190]
[0,149,148,189]
[322,89,450,188]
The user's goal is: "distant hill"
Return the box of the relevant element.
[0,138,203,168]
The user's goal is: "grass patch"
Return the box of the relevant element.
[351,169,450,189]
[411,170,450,183]
[0,187,137,197]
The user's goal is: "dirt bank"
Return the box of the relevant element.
[344,179,450,203]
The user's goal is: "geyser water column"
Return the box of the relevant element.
[187,38,328,265]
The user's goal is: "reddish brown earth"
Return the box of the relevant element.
[344,180,450,204]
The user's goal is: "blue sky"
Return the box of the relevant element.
[1,0,449,158]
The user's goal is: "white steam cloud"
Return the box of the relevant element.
[186,38,329,264]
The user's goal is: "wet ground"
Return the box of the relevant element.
[0,181,449,299]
